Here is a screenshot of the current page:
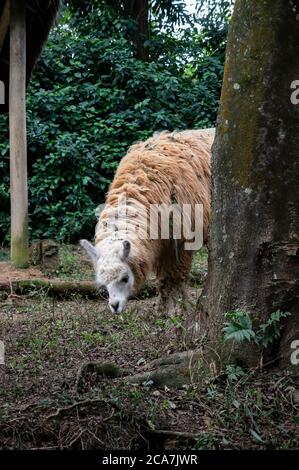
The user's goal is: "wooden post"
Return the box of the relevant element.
[0,0,10,54]
[9,0,28,268]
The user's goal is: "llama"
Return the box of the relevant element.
[81,129,214,314]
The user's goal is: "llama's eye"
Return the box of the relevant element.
[121,275,129,283]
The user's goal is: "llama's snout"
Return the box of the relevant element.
[109,300,120,314]
[106,271,133,314]
[108,292,128,314]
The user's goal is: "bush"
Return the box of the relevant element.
[0,4,228,244]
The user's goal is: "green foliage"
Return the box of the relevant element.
[224,364,246,382]
[223,310,256,343]
[81,330,104,345]
[129,389,142,404]
[0,1,231,243]
[223,309,291,348]
[256,310,291,348]
[194,432,222,450]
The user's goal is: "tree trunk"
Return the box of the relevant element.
[124,0,149,61]
[9,0,29,268]
[198,0,299,369]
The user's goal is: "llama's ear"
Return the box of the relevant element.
[80,239,99,264]
[122,240,131,260]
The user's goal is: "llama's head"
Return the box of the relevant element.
[80,238,135,314]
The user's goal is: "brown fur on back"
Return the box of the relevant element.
[95,129,214,293]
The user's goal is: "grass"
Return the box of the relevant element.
[0,289,298,449]
[190,247,209,287]
[55,244,93,281]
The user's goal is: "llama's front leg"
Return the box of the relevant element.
[156,250,192,316]
[157,278,187,316]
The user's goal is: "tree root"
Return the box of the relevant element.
[0,279,101,299]
[0,278,157,300]
[76,362,129,393]
[44,397,120,421]
[76,349,219,390]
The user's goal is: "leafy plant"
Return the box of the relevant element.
[129,389,142,404]
[194,432,222,450]
[223,309,291,348]
[256,310,292,348]
[223,310,256,343]
[224,364,246,382]
[0,1,231,243]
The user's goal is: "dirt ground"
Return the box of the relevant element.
[0,246,298,449]
[0,262,43,282]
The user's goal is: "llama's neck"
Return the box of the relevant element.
[96,196,148,243]
[95,196,155,288]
